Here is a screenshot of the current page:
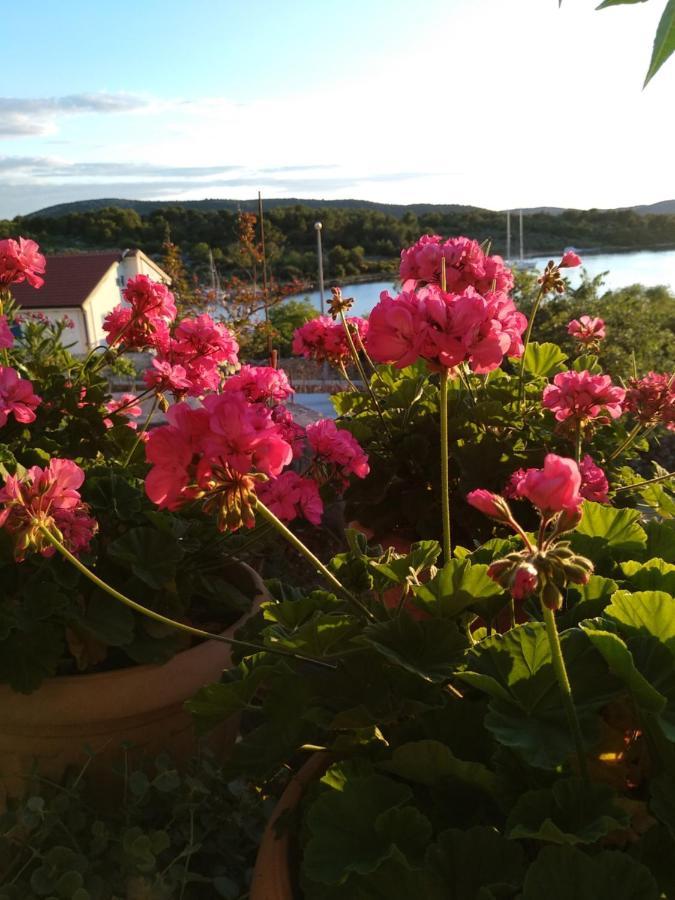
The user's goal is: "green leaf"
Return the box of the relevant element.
[571,353,602,374]
[412,559,503,619]
[78,591,135,647]
[604,590,675,653]
[458,624,620,768]
[645,519,675,563]
[362,614,469,682]
[426,827,526,899]
[380,739,504,800]
[650,773,675,839]
[303,769,413,885]
[580,623,666,713]
[571,501,647,562]
[107,526,184,589]
[597,0,649,7]
[644,0,675,85]
[370,541,441,586]
[520,341,568,377]
[507,777,629,844]
[0,622,65,693]
[621,558,675,593]
[521,845,659,900]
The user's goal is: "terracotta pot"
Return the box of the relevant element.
[0,563,268,807]
[250,753,328,900]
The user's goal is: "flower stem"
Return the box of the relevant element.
[608,422,653,463]
[518,283,546,407]
[37,526,337,670]
[613,470,675,493]
[541,599,589,782]
[255,500,376,621]
[338,309,389,432]
[439,367,452,562]
[575,424,583,465]
[338,360,359,393]
[123,395,159,467]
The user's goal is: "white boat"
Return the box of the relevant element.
[506,210,537,271]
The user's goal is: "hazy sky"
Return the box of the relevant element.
[1,0,673,218]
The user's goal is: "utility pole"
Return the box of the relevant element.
[315,221,325,315]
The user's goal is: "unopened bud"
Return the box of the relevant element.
[556,504,583,534]
[467,489,514,524]
[510,562,539,600]
[541,581,563,611]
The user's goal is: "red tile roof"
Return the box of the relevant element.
[11,252,123,309]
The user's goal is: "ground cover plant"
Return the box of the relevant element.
[2,231,675,895]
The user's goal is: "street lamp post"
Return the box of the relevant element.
[315,221,325,315]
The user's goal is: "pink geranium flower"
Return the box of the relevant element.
[542,370,625,426]
[123,274,177,321]
[104,393,143,430]
[518,454,583,514]
[560,250,582,268]
[224,365,294,404]
[0,237,46,289]
[103,305,171,352]
[579,454,609,503]
[306,419,369,485]
[0,315,14,349]
[0,459,97,560]
[143,358,192,395]
[568,316,606,344]
[0,366,41,426]
[625,372,675,431]
[399,234,513,295]
[292,316,368,365]
[257,471,323,526]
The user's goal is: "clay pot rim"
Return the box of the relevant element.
[250,752,329,900]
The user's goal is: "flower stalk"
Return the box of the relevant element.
[540,598,589,783]
[255,499,376,621]
[38,524,338,670]
[439,367,452,562]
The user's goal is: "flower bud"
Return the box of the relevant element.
[467,489,514,524]
[541,581,563,611]
[510,562,539,600]
[560,250,582,269]
[556,504,583,534]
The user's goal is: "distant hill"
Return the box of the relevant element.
[25,197,675,220]
[26,197,483,220]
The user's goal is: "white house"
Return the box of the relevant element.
[11,249,171,353]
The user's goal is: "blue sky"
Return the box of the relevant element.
[2,0,673,217]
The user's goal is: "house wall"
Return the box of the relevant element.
[119,252,170,287]
[81,265,123,348]
[21,308,88,353]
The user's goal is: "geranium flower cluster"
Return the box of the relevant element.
[292,315,368,365]
[468,455,594,609]
[542,370,625,429]
[305,419,370,486]
[625,372,675,431]
[0,237,46,289]
[143,313,240,398]
[505,453,609,505]
[0,366,41,427]
[0,459,97,560]
[103,274,176,351]
[366,285,527,373]
[567,315,606,345]
[104,394,143,430]
[0,315,14,349]
[257,471,323,526]
[399,234,513,295]
[223,364,294,404]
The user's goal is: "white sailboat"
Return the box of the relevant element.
[506,210,536,271]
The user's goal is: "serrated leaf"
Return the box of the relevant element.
[303,769,413,885]
[571,501,647,562]
[78,591,135,647]
[380,740,504,800]
[426,827,525,898]
[521,845,659,899]
[644,0,675,85]
[107,526,184,589]
[580,623,666,713]
[621,558,675,593]
[458,624,620,768]
[362,614,469,682]
[521,341,568,377]
[412,559,503,618]
[605,590,675,653]
[507,777,629,844]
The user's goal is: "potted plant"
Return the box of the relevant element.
[0,237,289,802]
[169,236,673,897]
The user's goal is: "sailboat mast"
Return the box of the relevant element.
[506,210,512,261]
[519,209,524,261]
